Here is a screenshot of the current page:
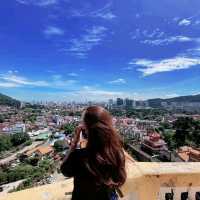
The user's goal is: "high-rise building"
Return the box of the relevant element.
[116,98,124,106]
[109,99,114,105]
[125,98,135,108]
[136,100,148,108]
[108,99,114,109]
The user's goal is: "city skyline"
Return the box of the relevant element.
[1,0,200,101]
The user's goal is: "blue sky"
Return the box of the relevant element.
[1,0,200,102]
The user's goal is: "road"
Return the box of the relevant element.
[0,141,43,165]
[0,180,25,198]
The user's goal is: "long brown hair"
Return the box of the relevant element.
[83,106,126,189]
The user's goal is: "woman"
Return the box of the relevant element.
[61,106,126,200]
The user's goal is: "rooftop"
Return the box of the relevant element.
[177,146,200,162]
[25,146,54,156]
[1,161,200,200]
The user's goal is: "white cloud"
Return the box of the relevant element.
[47,70,56,73]
[173,17,180,22]
[22,87,135,102]
[108,78,126,84]
[0,72,77,88]
[79,68,85,71]
[132,27,196,47]
[129,59,152,66]
[91,2,116,20]
[68,73,78,77]
[8,70,19,74]
[52,79,77,87]
[178,19,191,26]
[0,73,49,87]
[131,28,165,40]
[16,0,58,6]
[63,26,107,58]
[0,82,20,88]
[123,66,134,70]
[52,74,62,80]
[50,74,77,86]
[135,13,140,18]
[165,93,179,98]
[131,57,200,76]
[142,35,195,46]
[70,2,116,21]
[187,46,200,57]
[67,86,131,101]
[195,20,200,25]
[44,26,64,36]
[95,12,116,20]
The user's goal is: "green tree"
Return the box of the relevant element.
[192,120,200,147]
[163,130,176,150]
[54,140,66,152]
[38,159,51,171]
[7,165,34,182]
[173,117,195,148]
[31,167,45,181]
[22,178,32,187]
[0,171,7,185]
[63,123,76,135]
[11,132,30,146]
[24,140,32,146]
[27,156,40,166]
[0,135,12,153]
[160,122,172,129]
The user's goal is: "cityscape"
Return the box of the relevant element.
[1,92,200,195]
[1,0,200,199]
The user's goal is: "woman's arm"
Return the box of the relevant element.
[60,124,85,177]
[60,149,75,177]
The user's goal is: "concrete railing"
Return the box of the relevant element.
[1,161,200,200]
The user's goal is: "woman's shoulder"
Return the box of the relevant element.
[73,148,88,157]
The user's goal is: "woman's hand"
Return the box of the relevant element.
[70,124,86,150]
[62,124,86,163]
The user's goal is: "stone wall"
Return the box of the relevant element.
[1,162,200,200]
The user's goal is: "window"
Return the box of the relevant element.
[196,192,200,200]
[181,192,188,200]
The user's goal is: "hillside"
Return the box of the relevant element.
[148,94,200,108]
[0,93,20,107]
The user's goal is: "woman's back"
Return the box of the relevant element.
[61,106,126,200]
[61,148,113,200]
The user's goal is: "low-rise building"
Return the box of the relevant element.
[24,145,54,158]
[28,128,51,140]
[141,133,168,155]
[11,123,26,134]
[177,146,200,162]
[189,148,200,162]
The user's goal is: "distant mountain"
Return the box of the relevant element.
[0,93,20,107]
[148,94,200,108]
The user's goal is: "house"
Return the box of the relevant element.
[141,132,167,155]
[34,146,54,157]
[189,148,200,162]
[177,146,200,162]
[23,145,54,159]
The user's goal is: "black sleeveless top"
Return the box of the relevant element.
[60,149,112,200]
